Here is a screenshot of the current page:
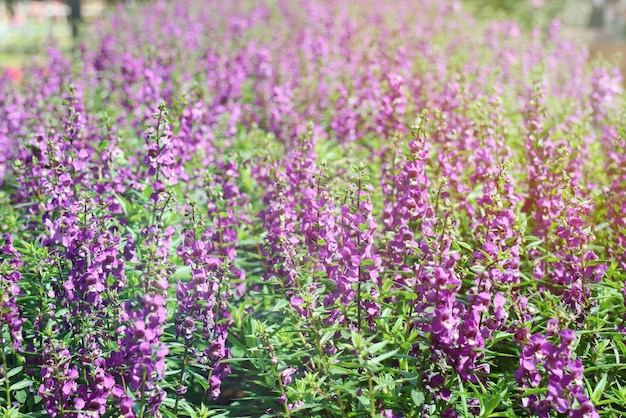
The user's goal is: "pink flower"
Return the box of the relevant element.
[530,0,545,8]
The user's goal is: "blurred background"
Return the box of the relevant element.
[0,0,140,69]
[467,0,626,80]
[0,0,625,79]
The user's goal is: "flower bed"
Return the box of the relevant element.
[0,1,625,417]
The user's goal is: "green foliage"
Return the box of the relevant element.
[464,0,568,30]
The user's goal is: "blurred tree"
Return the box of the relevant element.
[67,0,82,39]
[463,0,568,30]
[589,0,605,28]
[4,0,15,19]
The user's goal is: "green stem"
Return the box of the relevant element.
[55,363,66,418]
[274,363,292,418]
[404,264,424,340]
[0,335,10,408]
[150,107,164,226]
[356,170,363,332]
[173,344,190,415]
[156,192,173,224]
[201,374,209,405]
[138,365,147,418]
[37,270,45,349]
[307,308,347,415]
[367,371,376,418]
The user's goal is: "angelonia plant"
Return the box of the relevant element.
[0,0,625,417]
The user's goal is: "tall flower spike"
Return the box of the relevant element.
[0,234,24,350]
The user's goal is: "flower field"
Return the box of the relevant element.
[1,0,626,417]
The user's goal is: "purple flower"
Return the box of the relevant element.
[290,296,307,317]
[0,234,23,350]
[517,329,592,415]
[280,367,298,386]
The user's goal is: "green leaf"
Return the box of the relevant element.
[454,241,473,251]
[10,380,33,391]
[616,339,626,359]
[504,237,518,246]
[591,374,608,404]
[13,390,27,404]
[357,394,371,408]
[482,395,501,416]
[368,340,388,354]
[6,366,23,379]
[329,365,350,375]
[336,361,361,369]
[271,298,289,311]
[524,236,544,249]
[320,330,335,347]
[584,363,626,373]
[187,371,209,390]
[370,349,398,365]
[411,389,425,407]
[54,308,69,318]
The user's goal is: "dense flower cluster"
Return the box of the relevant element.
[0,0,625,416]
[107,226,173,417]
[0,234,23,350]
[516,329,598,418]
